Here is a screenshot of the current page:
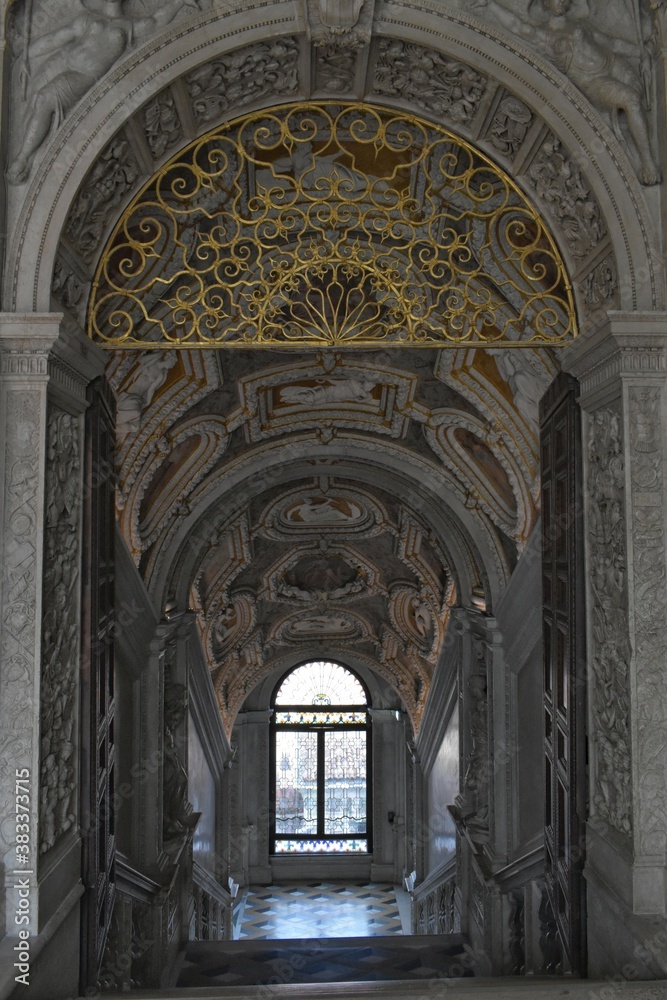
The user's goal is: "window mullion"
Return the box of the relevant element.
[317,728,325,837]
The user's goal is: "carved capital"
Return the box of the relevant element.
[561,312,667,408]
[0,313,62,378]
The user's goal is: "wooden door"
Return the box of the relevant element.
[80,378,117,990]
[540,372,587,975]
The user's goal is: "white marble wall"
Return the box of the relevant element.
[426,705,459,875]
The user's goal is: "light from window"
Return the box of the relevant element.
[275,661,366,706]
[272,660,369,855]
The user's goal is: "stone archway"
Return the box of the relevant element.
[1,2,667,996]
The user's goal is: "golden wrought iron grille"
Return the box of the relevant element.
[88,103,577,348]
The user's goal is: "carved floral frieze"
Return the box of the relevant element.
[371,39,487,125]
[39,406,82,854]
[185,37,299,125]
[628,386,667,855]
[586,407,632,836]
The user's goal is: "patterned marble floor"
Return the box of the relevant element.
[234,882,405,939]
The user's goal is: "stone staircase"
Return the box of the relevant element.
[176,933,474,989]
[96,976,667,999]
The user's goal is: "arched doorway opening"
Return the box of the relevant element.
[3,4,665,992]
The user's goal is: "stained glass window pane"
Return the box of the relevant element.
[275,730,317,836]
[275,661,366,706]
[274,839,368,854]
[324,730,367,835]
[275,710,366,726]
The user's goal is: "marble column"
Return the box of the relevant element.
[564,313,667,973]
[0,316,105,995]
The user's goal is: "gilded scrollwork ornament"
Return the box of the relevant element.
[89,102,576,348]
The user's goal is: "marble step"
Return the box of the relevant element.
[176,933,474,989]
[96,975,667,1000]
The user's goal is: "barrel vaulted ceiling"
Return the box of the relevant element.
[108,342,556,735]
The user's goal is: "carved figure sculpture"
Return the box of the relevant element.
[9,0,200,184]
[116,352,177,436]
[279,378,376,406]
[411,598,432,638]
[489,349,549,423]
[163,683,198,855]
[461,673,489,832]
[475,0,661,184]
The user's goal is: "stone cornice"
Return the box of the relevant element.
[0,315,107,409]
[416,647,458,774]
[561,312,667,408]
[236,710,273,725]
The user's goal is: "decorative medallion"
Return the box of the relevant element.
[389,586,440,660]
[264,544,381,603]
[269,610,372,645]
[258,481,386,538]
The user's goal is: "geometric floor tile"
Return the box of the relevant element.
[235,882,405,940]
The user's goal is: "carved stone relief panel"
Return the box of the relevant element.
[586,407,632,836]
[313,42,359,94]
[628,387,667,856]
[52,255,85,314]
[0,386,44,872]
[582,257,619,316]
[526,134,606,261]
[185,38,300,126]
[163,681,197,857]
[143,89,184,160]
[483,92,534,160]
[63,135,142,266]
[464,0,661,185]
[39,405,83,855]
[458,658,490,838]
[371,39,488,127]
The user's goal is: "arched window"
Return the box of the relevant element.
[271,660,371,854]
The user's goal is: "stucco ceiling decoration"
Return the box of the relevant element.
[258,481,386,539]
[169,467,459,735]
[88,101,577,349]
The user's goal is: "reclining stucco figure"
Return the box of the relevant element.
[8,0,200,184]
